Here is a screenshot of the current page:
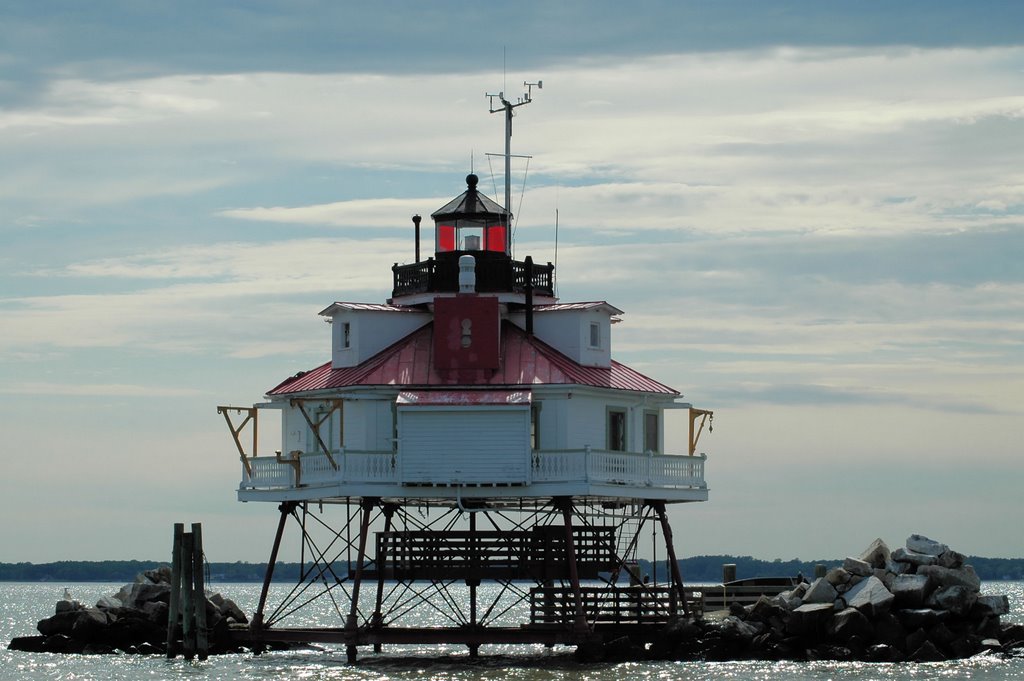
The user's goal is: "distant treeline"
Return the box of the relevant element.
[2,556,1022,583]
[0,561,303,584]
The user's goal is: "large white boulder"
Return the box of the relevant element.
[803,577,839,605]
[892,547,937,568]
[858,538,890,569]
[936,548,965,569]
[841,575,895,617]
[975,595,1010,616]
[843,557,873,577]
[916,564,981,592]
[927,585,977,616]
[906,534,949,557]
[825,567,854,588]
[786,602,836,636]
[775,582,810,610]
[890,573,931,606]
[95,595,122,610]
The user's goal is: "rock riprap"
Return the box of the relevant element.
[9,567,250,655]
[643,535,1022,663]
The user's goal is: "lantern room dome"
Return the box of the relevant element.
[431,174,508,222]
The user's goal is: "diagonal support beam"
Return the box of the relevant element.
[217,406,256,477]
[688,408,714,456]
[291,399,341,469]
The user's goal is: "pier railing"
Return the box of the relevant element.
[240,448,705,492]
[529,585,679,625]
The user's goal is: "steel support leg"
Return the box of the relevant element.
[468,512,480,658]
[372,503,397,653]
[252,501,297,652]
[556,496,589,635]
[652,500,689,616]
[346,497,377,662]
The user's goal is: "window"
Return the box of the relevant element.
[607,408,626,451]
[589,322,601,349]
[644,410,659,453]
[530,403,542,450]
[391,401,398,452]
[342,322,351,349]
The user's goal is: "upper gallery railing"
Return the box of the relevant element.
[392,256,554,297]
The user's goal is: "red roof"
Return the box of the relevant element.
[319,302,421,315]
[268,322,679,396]
[534,301,624,314]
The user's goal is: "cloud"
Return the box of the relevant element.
[0,382,205,397]
[700,382,1006,414]
[1,237,408,356]
[220,198,443,228]
[4,46,1023,227]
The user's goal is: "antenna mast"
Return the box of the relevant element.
[487,80,542,215]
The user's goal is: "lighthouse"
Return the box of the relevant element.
[219,94,714,659]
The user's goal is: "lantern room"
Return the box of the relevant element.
[390,174,556,301]
[432,173,509,255]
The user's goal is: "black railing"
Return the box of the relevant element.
[392,255,554,297]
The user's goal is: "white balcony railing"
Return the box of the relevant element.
[533,448,706,488]
[241,448,705,492]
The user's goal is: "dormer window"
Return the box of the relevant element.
[589,322,601,349]
[342,322,351,349]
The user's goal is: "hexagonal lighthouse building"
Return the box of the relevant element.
[220,124,713,661]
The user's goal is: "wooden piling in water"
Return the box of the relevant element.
[182,531,195,659]
[166,522,209,660]
[166,523,184,658]
[192,523,209,660]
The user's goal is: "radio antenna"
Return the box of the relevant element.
[554,205,559,297]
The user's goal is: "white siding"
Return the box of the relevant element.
[334,399,394,451]
[535,397,569,450]
[565,394,594,449]
[578,310,612,368]
[398,408,530,484]
[518,308,613,368]
[370,400,395,451]
[283,405,306,454]
[559,393,665,452]
[331,310,429,368]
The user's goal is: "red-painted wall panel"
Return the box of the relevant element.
[433,296,501,370]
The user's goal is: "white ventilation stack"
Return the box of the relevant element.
[458,255,476,293]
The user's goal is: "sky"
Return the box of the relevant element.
[2,1,1022,564]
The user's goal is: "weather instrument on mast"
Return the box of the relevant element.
[486,80,542,216]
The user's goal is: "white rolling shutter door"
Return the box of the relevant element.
[399,408,530,484]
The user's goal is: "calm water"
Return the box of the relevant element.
[2,581,1022,680]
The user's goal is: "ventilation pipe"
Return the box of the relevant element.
[524,256,534,336]
[412,214,421,263]
[459,255,476,293]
